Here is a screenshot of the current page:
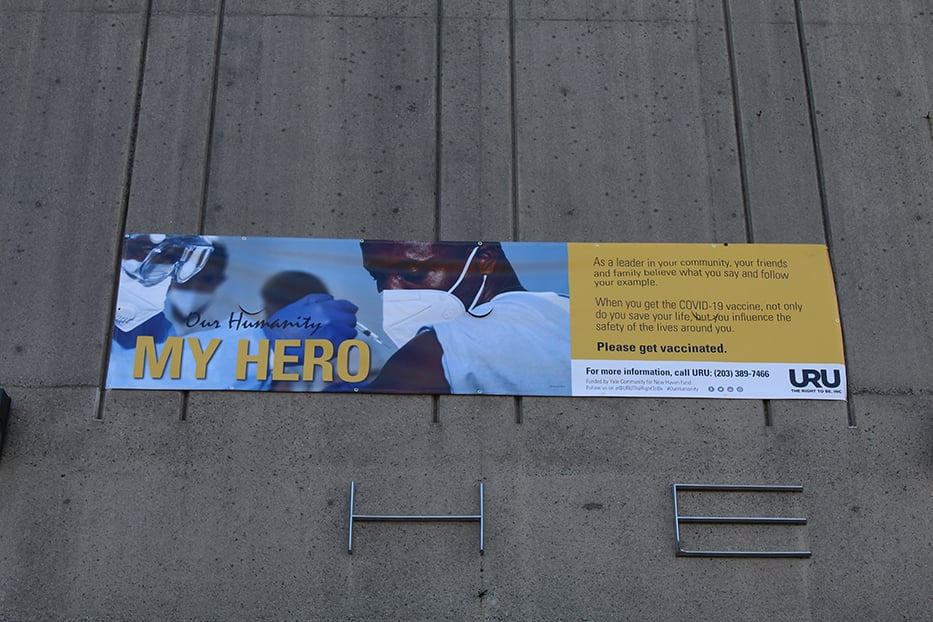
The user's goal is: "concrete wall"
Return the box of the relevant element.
[1,1,931,619]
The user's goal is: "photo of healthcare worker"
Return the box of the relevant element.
[107,235,570,396]
[108,235,369,391]
[164,241,229,336]
[359,239,571,396]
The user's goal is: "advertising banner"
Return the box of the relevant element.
[107,235,845,399]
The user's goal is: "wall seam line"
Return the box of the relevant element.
[509,0,524,426]
[721,0,754,243]
[96,0,155,421]
[198,0,226,235]
[509,0,520,242]
[434,0,444,241]
[793,0,856,427]
[722,0,771,426]
[183,0,227,423]
[432,0,444,423]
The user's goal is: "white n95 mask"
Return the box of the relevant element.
[114,268,172,332]
[168,289,213,318]
[381,246,487,348]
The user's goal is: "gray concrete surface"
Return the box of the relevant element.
[126,0,220,232]
[1,0,932,620]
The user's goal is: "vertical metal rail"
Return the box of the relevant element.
[348,481,484,554]
[672,484,811,558]
[478,482,484,553]
[347,480,356,553]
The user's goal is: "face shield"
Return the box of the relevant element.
[121,234,214,286]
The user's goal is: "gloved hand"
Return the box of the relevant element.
[261,293,358,346]
[114,265,172,332]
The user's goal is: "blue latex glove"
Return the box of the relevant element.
[261,293,358,345]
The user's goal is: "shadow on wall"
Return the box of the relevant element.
[0,389,10,462]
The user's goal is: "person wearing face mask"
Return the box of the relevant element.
[109,235,359,391]
[113,234,216,347]
[359,240,571,395]
[109,233,257,389]
[165,242,228,335]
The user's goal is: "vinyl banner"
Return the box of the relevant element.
[107,236,846,400]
